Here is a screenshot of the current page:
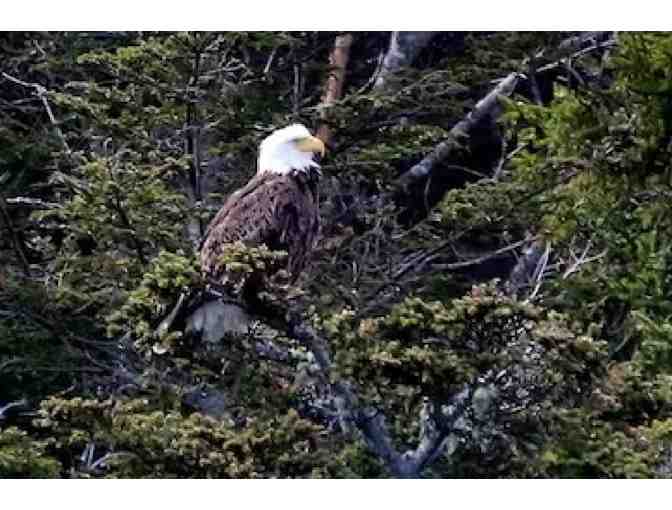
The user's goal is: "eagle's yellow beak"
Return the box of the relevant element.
[295,135,326,158]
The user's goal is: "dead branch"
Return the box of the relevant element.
[4,197,62,209]
[562,239,607,280]
[374,32,440,91]
[526,241,552,302]
[556,31,614,56]
[505,239,546,298]
[0,399,28,421]
[1,72,71,154]
[358,234,536,319]
[393,33,616,199]
[0,357,26,374]
[263,46,279,75]
[354,50,385,96]
[292,63,303,116]
[429,236,535,271]
[316,34,354,147]
[287,314,468,477]
[395,72,520,196]
[493,142,529,181]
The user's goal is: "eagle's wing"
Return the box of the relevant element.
[200,172,319,283]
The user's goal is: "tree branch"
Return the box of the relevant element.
[0,399,28,421]
[393,32,616,199]
[505,239,546,298]
[395,72,520,195]
[287,314,469,477]
[1,72,71,154]
[4,197,62,209]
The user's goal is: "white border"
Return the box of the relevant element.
[2,1,672,30]
[0,479,668,508]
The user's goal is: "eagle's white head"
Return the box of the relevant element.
[257,124,325,176]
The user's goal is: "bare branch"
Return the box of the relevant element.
[505,239,546,298]
[393,33,617,200]
[526,241,552,302]
[493,142,529,181]
[287,314,470,477]
[395,72,520,195]
[4,197,62,209]
[1,72,71,154]
[263,46,279,75]
[354,50,385,96]
[563,240,607,279]
[292,64,301,116]
[430,236,534,272]
[0,357,26,374]
[0,399,28,420]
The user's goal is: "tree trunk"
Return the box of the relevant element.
[373,32,440,91]
[316,33,354,147]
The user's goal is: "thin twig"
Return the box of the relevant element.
[263,47,279,75]
[526,241,552,301]
[430,237,535,271]
[5,197,62,209]
[0,399,27,420]
[0,357,26,373]
[354,50,385,96]
[563,240,607,279]
[493,142,529,181]
[293,64,301,116]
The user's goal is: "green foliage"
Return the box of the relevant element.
[35,396,333,478]
[0,427,61,478]
[535,409,654,478]
[321,284,605,453]
[214,241,288,281]
[0,274,97,402]
[478,32,672,477]
[5,30,672,478]
[106,250,201,353]
[44,153,190,312]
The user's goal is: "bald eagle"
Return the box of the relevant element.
[200,124,325,288]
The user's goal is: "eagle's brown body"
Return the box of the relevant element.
[200,169,320,285]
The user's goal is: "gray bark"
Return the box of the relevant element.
[504,240,546,298]
[393,32,616,198]
[287,315,471,478]
[374,32,440,91]
[395,72,520,195]
[185,300,252,343]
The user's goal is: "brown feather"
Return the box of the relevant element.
[200,170,319,285]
